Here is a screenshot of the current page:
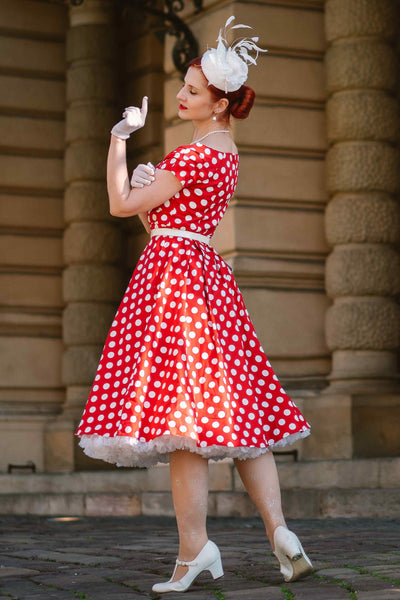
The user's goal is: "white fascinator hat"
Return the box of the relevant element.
[200,15,268,93]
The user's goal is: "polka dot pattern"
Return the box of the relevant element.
[75,143,311,467]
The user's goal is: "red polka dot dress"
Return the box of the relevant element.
[75,143,311,467]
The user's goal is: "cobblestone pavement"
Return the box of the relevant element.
[0,516,399,599]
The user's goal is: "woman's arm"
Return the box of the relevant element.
[107,135,182,218]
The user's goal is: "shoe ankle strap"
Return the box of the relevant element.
[176,558,198,567]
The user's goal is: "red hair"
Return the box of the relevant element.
[186,56,255,120]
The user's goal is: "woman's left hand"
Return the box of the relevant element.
[131,162,155,188]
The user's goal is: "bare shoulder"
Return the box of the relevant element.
[201,133,238,155]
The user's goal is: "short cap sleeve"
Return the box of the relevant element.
[156,146,199,189]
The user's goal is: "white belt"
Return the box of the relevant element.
[150,227,211,246]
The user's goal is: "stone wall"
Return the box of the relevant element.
[0,0,67,472]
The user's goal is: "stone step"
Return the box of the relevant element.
[1,457,399,518]
[0,487,399,519]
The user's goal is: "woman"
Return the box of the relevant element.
[75,16,313,594]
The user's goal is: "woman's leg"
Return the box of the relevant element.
[169,449,209,581]
[234,451,286,550]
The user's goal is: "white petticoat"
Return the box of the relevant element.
[78,429,311,468]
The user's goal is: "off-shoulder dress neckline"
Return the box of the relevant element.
[183,142,239,157]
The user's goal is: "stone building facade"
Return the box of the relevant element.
[0,0,399,517]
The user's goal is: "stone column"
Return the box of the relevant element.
[311,0,400,458]
[45,0,124,471]
[324,0,400,391]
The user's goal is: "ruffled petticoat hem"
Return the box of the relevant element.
[78,428,311,468]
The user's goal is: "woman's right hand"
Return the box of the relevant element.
[131,162,155,188]
[111,96,148,140]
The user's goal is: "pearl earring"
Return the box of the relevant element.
[212,114,217,121]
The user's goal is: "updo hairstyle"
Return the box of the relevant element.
[186,56,255,120]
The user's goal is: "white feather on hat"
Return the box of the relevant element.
[200,16,268,93]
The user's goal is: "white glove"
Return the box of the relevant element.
[111,96,148,140]
[131,162,155,188]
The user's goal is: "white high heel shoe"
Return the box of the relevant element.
[152,539,223,594]
[273,526,313,582]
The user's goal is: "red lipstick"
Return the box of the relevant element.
[179,104,188,110]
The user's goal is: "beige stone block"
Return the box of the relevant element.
[0,194,63,230]
[85,493,141,516]
[233,204,329,255]
[62,345,102,385]
[208,460,233,491]
[63,264,124,302]
[326,244,400,297]
[326,40,397,93]
[63,221,122,264]
[277,458,381,491]
[0,337,62,387]
[69,0,115,28]
[0,0,67,37]
[301,394,352,460]
[327,91,400,143]
[281,489,320,519]
[0,273,62,308]
[124,31,164,74]
[44,423,75,473]
[234,104,327,152]
[0,234,62,268]
[164,122,194,155]
[0,36,65,75]
[326,297,400,351]
[379,457,400,488]
[325,193,400,245]
[0,115,65,153]
[63,302,116,345]
[67,23,116,62]
[144,464,171,491]
[0,75,65,114]
[218,249,326,293]
[0,155,63,192]
[64,385,92,417]
[236,154,327,203]
[164,76,183,120]
[325,0,397,42]
[250,55,326,102]
[213,491,258,517]
[320,489,400,518]
[242,289,330,358]
[266,357,331,379]
[64,141,108,183]
[327,142,400,195]
[0,310,62,338]
[66,104,116,143]
[142,491,174,516]
[67,62,116,103]
[0,388,64,412]
[125,72,171,109]
[235,3,326,53]
[331,350,398,381]
[64,182,109,222]
[352,394,400,458]
[0,493,84,516]
[0,421,45,472]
